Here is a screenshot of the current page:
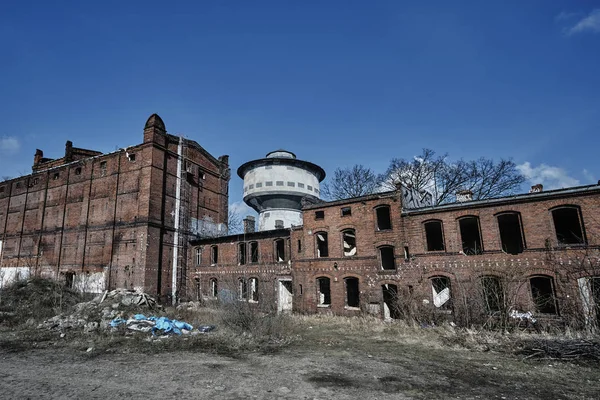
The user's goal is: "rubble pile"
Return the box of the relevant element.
[38,288,161,333]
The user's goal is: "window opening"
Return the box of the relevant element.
[497,213,524,254]
[275,239,285,262]
[250,241,258,263]
[297,239,302,253]
[530,276,558,314]
[195,247,201,266]
[239,278,248,301]
[238,243,247,265]
[317,277,331,306]
[382,284,401,319]
[65,272,75,289]
[249,278,259,302]
[287,182,295,187]
[481,276,503,313]
[431,276,452,309]
[342,229,356,256]
[210,278,218,297]
[459,216,483,255]
[316,232,329,257]
[53,172,59,180]
[307,185,313,191]
[552,207,585,245]
[380,246,396,270]
[345,277,360,308]
[100,161,107,176]
[341,207,351,217]
[128,153,136,162]
[211,246,218,265]
[315,210,324,220]
[75,167,82,175]
[298,183,304,188]
[424,220,445,251]
[276,181,284,186]
[376,206,392,230]
[275,219,284,229]
[265,181,273,186]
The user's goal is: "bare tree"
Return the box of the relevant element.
[379,149,524,205]
[227,209,243,235]
[321,165,379,201]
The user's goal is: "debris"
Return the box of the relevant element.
[516,339,600,362]
[197,325,216,333]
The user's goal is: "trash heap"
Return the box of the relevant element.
[110,314,195,336]
[38,288,161,333]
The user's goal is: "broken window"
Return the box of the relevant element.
[382,284,401,319]
[211,245,218,265]
[551,206,586,245]
[127,153,136,162]
[424,220,445,251]
[481,276,504,313]
[341,207,351,217]
[75,167,82,175]
[297,239,302,253]
[238,278,248,301]
[375,205,392,230]
[315,210,324,220]
[497,212,525,254]
[195,247,201,266]
[316,232,329,258]
[342,229,357,256]
[379,246,396,270]
[210,278,218,297]
[404,246,410,262]
[317,277,331,306]
[431,276,452,310]
[100,161,107,176]
[579,277,600,324]
[459,216,483,255]
[530,276,558,314]
[250,241,258,263]
[53,172,60,180]
[238,243,247,265]
[345,277,360,308]
[275,238,285,262]
[275,219,284,229]
[249,277,259,302]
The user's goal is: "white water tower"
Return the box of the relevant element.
[237,150,326,231]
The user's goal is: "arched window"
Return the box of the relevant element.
[345,277,360,308]
[238,278,248,301]
[274,238,285,262]
[481,275,503,313]
[458,216,483,255]
[250,241,259,263]
[238,242,247,265]
[379,246,396,270]
[551,206,586,245]
[530,275,558,314]
[430,276,452,310]
[375,205,392,230]
[316,232,329,258]
[423,220,445,251]
[211,245,218,265]
[209,278,218,298]
[316,277,331,306]
[342,229,357,256]
[249,277,259,302]
[496,212,525,254]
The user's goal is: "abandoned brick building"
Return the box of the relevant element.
[192,176,600,327]
[0,114,230,301]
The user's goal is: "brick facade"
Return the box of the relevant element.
[0,114,230,301]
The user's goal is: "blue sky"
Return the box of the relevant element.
[1,1,599,217]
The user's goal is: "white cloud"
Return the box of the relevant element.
[517,162,580,190]
[566,9,600,35]
[582,169,596,184]
[555,11,580,22]
[0,136,20,154]
[229,201,256,218]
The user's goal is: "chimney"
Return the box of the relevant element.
[33,149,44,166]
[243,216,255,234]
[456,190,473,202]
[529,184,543,193]
[65,141,73,162]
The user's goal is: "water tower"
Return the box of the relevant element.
[237,150,326,231]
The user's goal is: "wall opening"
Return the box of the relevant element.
[341,207,351,216]
[210,278,218,297]
[431,276,452,310]
[315,210,325,220]
[497,213,524,254]
[275,239,285,262]
[552,207,586,245]
[250,241,259,263]
[379,246,396,270]
[297,239,302,253]
[345,277,360,308]
[317,277,331,306]
[316,232,329,258]
[238,278,248,301]
[65,272,75,289]
[249,277,259,302]
[481,276,503,313]
[211,246,218,265]
[238,243,247,265]
[382,284,401,319]
[195,247,201,266]
[459,216,483,255]
[375,206,392,230]
[424,220,445,251]
[342,229,357,256]
[530,276,558,314]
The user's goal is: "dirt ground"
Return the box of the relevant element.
[1,319,599,400]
